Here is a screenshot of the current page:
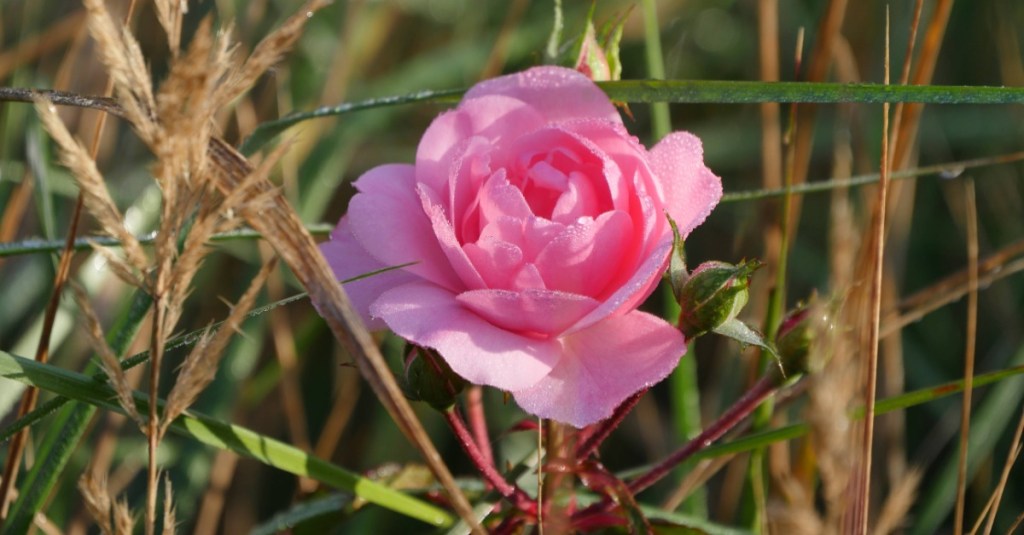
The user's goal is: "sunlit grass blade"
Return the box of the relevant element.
[0,349,455,528]
[3,290,150,534]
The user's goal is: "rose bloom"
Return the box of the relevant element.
[322,66,721,427]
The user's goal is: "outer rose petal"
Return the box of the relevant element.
[568,235,673,334]
[648,132,723,236]
[465,66,621,126]
[372,282,562,391]
[416,95,545,195]
[348,164,464,291]
[319,218,419,330]
[456,289,599,337]
[512,311,686,427]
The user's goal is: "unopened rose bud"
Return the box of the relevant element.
[403,348,467,411]
[775,306,814,376]
[574,24,612,81]
[677,260,761,339]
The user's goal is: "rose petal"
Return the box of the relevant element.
[319,218,419,330]
[465,66,621,126]
[417,184,488,290]
[568,235,672,333]
[648,132,723,236]
[417,95,545,195]
[534,210,632,298]
[372,282,562,391]
[463,237,525,290]
[479,171,533,224]
[457,289,599,336]
[512,311,686,427]
[347,164,463,291]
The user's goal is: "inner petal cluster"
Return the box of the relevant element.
[447,128,634,304]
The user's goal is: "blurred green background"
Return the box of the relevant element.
[2,0,1023,533]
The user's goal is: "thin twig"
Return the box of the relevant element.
[976,408,1024,535]
[465,386,493,467]
[443,410,535,515]
[576,388,649,460]
[954,179,980,535]
[855,9,891,534]
[571,371,783,525]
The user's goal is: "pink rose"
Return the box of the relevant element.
[321,66,721,427]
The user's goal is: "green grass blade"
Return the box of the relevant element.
[910,344,1024,535]
[3,290,151,535]
[0,225,332,258]
[0,349,454,528]
[238,88,463,155]
[239,80,1024,154]
[612,362,1024,472]
[248,493,353,535]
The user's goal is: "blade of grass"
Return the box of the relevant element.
[911,343,1024,535]
[2,289,151,535]
[0,225,332,258]
[228,80,1024,153]
[249,493,353,535]
[636,357,1024,467]
[7,82,1024,157]
[0,260,412,445]
[0,349,455,528]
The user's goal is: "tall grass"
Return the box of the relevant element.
[1,0,1023,533]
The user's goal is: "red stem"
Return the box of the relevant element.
[443,410,536,515]
[576,387,649,459]
[465,386,493,465]
[571,371,782,524]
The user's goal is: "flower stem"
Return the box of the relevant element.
[576,387,649,459]
[466,386,493,465]
[629,371,781,494]
[571,371,782,524]
[443,409,536,515]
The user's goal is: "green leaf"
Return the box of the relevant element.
[0,349,455,528]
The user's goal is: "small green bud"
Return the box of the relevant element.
[677,260,762,339]
[775,306,814,376]
[403,348,468,411]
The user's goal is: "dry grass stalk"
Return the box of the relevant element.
[882,241,1024,337]
[206,137,484,533]
[112,499,133,535]
[871,469,922,535]
[214,0,329,109]
[154,0,187,55]
[161,258,278,437]
[69,283,143,427]
[161,476,176,535]
[78,469,134,535]
[955,178,980,534]
[32,99,148,275]
[974,407,1024,535]
[82,0,158,146]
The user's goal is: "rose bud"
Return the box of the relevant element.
[676,260,761,339]
[403,347,468,411]
[775,305,814,376]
